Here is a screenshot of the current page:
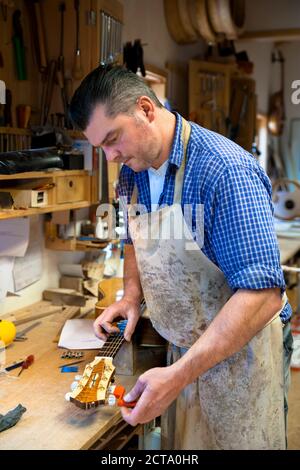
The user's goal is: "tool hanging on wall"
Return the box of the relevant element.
[226,84,249,141]
[4,88,12,126]
[72,0,84,80]
[100,11,123,65]
[42,59,56,126]
[57,2,70,128]
[25,0,52,126]
[12,9,27,80]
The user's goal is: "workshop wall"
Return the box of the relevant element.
[0,0,40,127]
[236,0,300,173]
[121,0,205,115]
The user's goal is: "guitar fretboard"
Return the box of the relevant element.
[99,320,127,358]
[98,300,146,358]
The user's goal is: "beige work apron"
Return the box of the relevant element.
[128,119,285,450]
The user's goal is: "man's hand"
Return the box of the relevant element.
[93,298,140,342]
[120,365,182,426]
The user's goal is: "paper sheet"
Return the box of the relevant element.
[0,257,15,301]
[0,218,30,257]
[13,216,43,291]
[58,319,105,350]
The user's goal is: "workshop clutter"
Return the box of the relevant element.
[164,0,245,45]
[189,60,256,151]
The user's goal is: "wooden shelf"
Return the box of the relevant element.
[0,201,92,220]
[45,237,111,252]
[0,169,89,181]
[0,127,31,136]
[238,29,300,42]
[0,170,96,220]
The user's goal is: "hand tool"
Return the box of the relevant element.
[15,321,41,341]
[73,0,84,80]
[3,358,26,372]
[42,59,57,126]
[61,365,78,373]
[12,9,27,80]
[110,385,137,408]
[58,359,84,368]
[17,354,34,376]
[57,2,70,128]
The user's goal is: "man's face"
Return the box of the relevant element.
[84,101,162,172]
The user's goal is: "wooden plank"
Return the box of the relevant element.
[0,201,91,220]
[0,170,90,181]
[0,127,32,136]
[43,288,86,307]
[239,28,300,42]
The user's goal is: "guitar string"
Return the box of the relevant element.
[100,332,125,357]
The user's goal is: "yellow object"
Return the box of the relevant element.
[0,320,16,347]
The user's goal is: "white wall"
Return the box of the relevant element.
[0,212,88,316]
[121,0,205,115]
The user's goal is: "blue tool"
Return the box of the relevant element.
[61,366,78,373]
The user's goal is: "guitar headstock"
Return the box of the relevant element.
[65,320,129,410]
[68,356,116,409]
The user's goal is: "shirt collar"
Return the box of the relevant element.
[168,112,184,169]
[135,112,184,188]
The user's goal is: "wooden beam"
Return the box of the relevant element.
[238,29,300,42]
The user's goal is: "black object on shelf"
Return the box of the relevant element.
[0,147,64,175]
[61,152,84,170]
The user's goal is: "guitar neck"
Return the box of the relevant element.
[98,319,128,358]
[97,300,146,358]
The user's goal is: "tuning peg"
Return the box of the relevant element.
[107,384,116,394]
[65,392,72,402]
[71,381,78,391]
[107,394,116,406]
[75,375,82,381]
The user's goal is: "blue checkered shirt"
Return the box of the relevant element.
[118,112,292,322]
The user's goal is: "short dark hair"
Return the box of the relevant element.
[69,64,163,131]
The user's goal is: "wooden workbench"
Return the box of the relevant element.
[0,304,159,450]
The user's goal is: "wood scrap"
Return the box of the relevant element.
[12,307,64,326]
[43,288,86,307]
[59,276,83,293]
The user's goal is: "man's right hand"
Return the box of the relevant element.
[93,298,140,342]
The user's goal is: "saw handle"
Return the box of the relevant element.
[113,385,137,408]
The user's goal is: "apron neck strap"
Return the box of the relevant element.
[173,117,191,205]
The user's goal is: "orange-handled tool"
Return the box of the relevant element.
[113,385,137,408]
[17,354,34,376]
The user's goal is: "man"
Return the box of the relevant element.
[69,65,293,450]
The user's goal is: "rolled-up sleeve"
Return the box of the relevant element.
[211,164,286,293]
